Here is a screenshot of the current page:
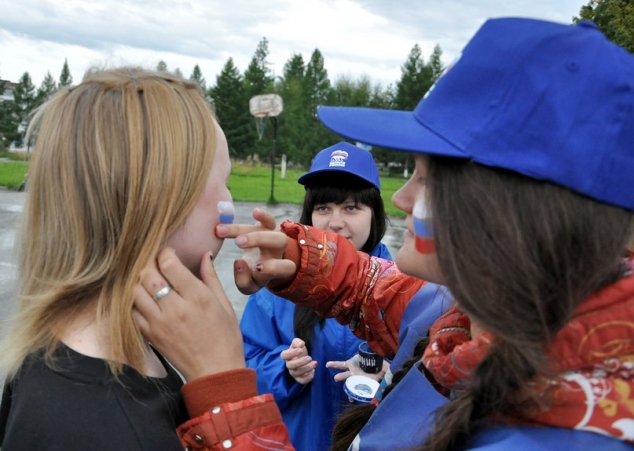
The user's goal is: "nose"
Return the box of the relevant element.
[392,181,415,215]
[327,208,345,232]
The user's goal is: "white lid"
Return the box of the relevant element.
[344,375,379,403]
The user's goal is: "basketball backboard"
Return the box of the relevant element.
[249,94,283,117]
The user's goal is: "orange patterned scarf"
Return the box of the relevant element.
[422,269,634,443]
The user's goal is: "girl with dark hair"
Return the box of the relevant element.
[239,141,392,450]
[133,17,634,451]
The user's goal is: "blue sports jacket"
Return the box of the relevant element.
[354,283,632,451]
[240,243,392,451]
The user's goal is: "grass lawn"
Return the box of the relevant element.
[0,161,408,217]
[0,161,29,191]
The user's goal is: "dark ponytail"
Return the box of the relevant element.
[418,157,634,450]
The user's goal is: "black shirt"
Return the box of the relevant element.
[0,344,187,450]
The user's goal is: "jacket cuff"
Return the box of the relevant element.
[181,368,258,418]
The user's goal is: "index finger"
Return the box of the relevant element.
[234,230,288,252]
[215,223,267,239]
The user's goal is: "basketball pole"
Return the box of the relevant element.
[249,94,283,206]
[268,116,278,205]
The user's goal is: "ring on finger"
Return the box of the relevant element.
[152,285,173,301]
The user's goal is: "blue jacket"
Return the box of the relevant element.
[240,243,392,451]
[354,284,632,451]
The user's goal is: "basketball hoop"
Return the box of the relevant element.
[255,114,268,141]
[249,94,283,118]
[249,93,284,204]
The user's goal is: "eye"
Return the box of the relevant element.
[345,205,359,212]
[314,205,329,213]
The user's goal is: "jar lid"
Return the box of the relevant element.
[344,375,379,403]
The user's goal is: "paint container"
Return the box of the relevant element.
[358,341,383,374]
[344,375,379,404]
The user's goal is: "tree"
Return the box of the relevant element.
[575,0,634,53]
[428,44,445,82]
[0,78,11,150]
[10,72,38,148]
[243,38,275,158]
[157,60,168,72]
[304,49,331,112]
[276,54,310,166]
[189,64,206,90]
[36,71,57,105]
[209,58,252,159]
[395,44,433,110]
[58,59,73,88]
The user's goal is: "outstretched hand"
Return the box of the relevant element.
[132,248,245,382]
[280,338,317,385]
[326,355,389,383]
[215,208,297,295]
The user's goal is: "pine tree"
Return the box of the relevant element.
[209,58,251,159]
[11,72,38,148]
[36,71,57,105]
[189,64,206,90]
[243,38,274,158]
[244,37,274,99]
[277,54,309,166]
[58,59,73,88]
[0,78,10,150]
[428,45,445,82]
[395,44,431,110]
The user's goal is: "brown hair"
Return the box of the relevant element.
[295,173,389,353]
[329,156,634,450]
[0,67,217,377]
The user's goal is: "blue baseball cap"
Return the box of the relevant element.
[298,141,381,191]
[318,18,634,210]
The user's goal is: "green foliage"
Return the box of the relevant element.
[190,64,206,90]
[37,71,57,102]
[8,72,38,148]
[5,42,443,208]
[58,59,73,88]
[575,0,634,53]
[244,37,275,159]
[0,78,10,151]
[209,58,252,159]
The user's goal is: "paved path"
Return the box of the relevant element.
[0,191,405,338]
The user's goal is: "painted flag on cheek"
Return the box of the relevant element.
[413,198,435,254]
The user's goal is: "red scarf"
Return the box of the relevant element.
[422,270,634,443]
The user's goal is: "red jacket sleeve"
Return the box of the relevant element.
[270,221,426,359]
[178,369,294,450]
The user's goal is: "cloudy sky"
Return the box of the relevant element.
[2,0,585,89]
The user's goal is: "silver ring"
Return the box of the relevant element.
[152,285,173,301]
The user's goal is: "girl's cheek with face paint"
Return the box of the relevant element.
[218,201,235,224]
[413,195,435,254]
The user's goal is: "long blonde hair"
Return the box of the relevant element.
[1,67,217,377]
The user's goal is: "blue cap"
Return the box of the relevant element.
[318,18,634,210]
[298,141,381,191]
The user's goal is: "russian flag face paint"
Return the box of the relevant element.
[217,201,235,224]
[413,197,435,254]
